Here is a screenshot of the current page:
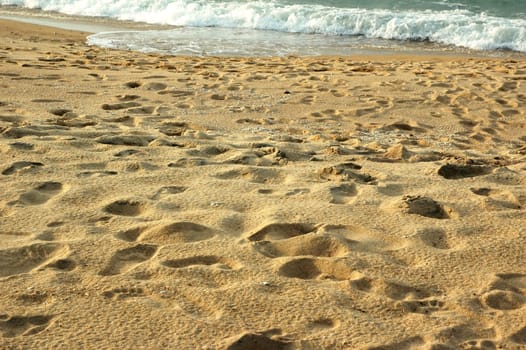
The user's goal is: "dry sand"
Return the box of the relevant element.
[0,18,525,349]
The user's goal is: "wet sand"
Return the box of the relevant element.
[0,18,525,349]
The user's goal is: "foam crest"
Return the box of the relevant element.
[3,0,526,52]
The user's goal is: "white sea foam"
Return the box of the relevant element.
[2,0,526,52]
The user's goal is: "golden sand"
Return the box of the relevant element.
[0,18,525,349]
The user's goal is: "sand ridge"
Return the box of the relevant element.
[0,18,525,349]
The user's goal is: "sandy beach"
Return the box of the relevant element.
[0,18,525,349]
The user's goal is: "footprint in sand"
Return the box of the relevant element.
[141,222,217,244]
[13,182,64,206]
[222,148,287,166]
[104,199,147,217]
[399,195,450,219]
[306,318,340,332]
[124,81,142,89]
[368,336,425,350]
[437,163,492,179]
[100,244,158,276]
[319,163,377,185]
[161,255,240,270]
[398,299,447,315]
[0,315,53,338]
[168,158,208,168]
[349,272,446,315]
[150,185,187,200]
[77,170,118,178]
[431,324,497,350]
[247,223,318,242]
[471,187,522,210]
[143,82,167,91]
[481,273,526,311]
[482,290,525,310]
[96,134,155,147]
[277,257,354,281]
[8,142,35,151]
[510,326,526,345]
[350,274,430,299]
[214,167,285,184]
[226,332,292,350]
[329,183,357,204]
[114,149,142,157]
[0,243,69,277]
[2,161,44,175]
[101,101,142,111]
[115,222,217,244]
[417,228,451,250]
[102,287,146,300]
[254,234,351,259]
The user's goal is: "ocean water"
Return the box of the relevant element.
[2,0,525,56]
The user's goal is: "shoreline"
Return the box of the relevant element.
[2,5,526,59]
[1,12,525,350]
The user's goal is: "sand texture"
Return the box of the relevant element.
[1,19,526,349]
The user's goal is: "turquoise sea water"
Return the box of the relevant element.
[1,0,525,55]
